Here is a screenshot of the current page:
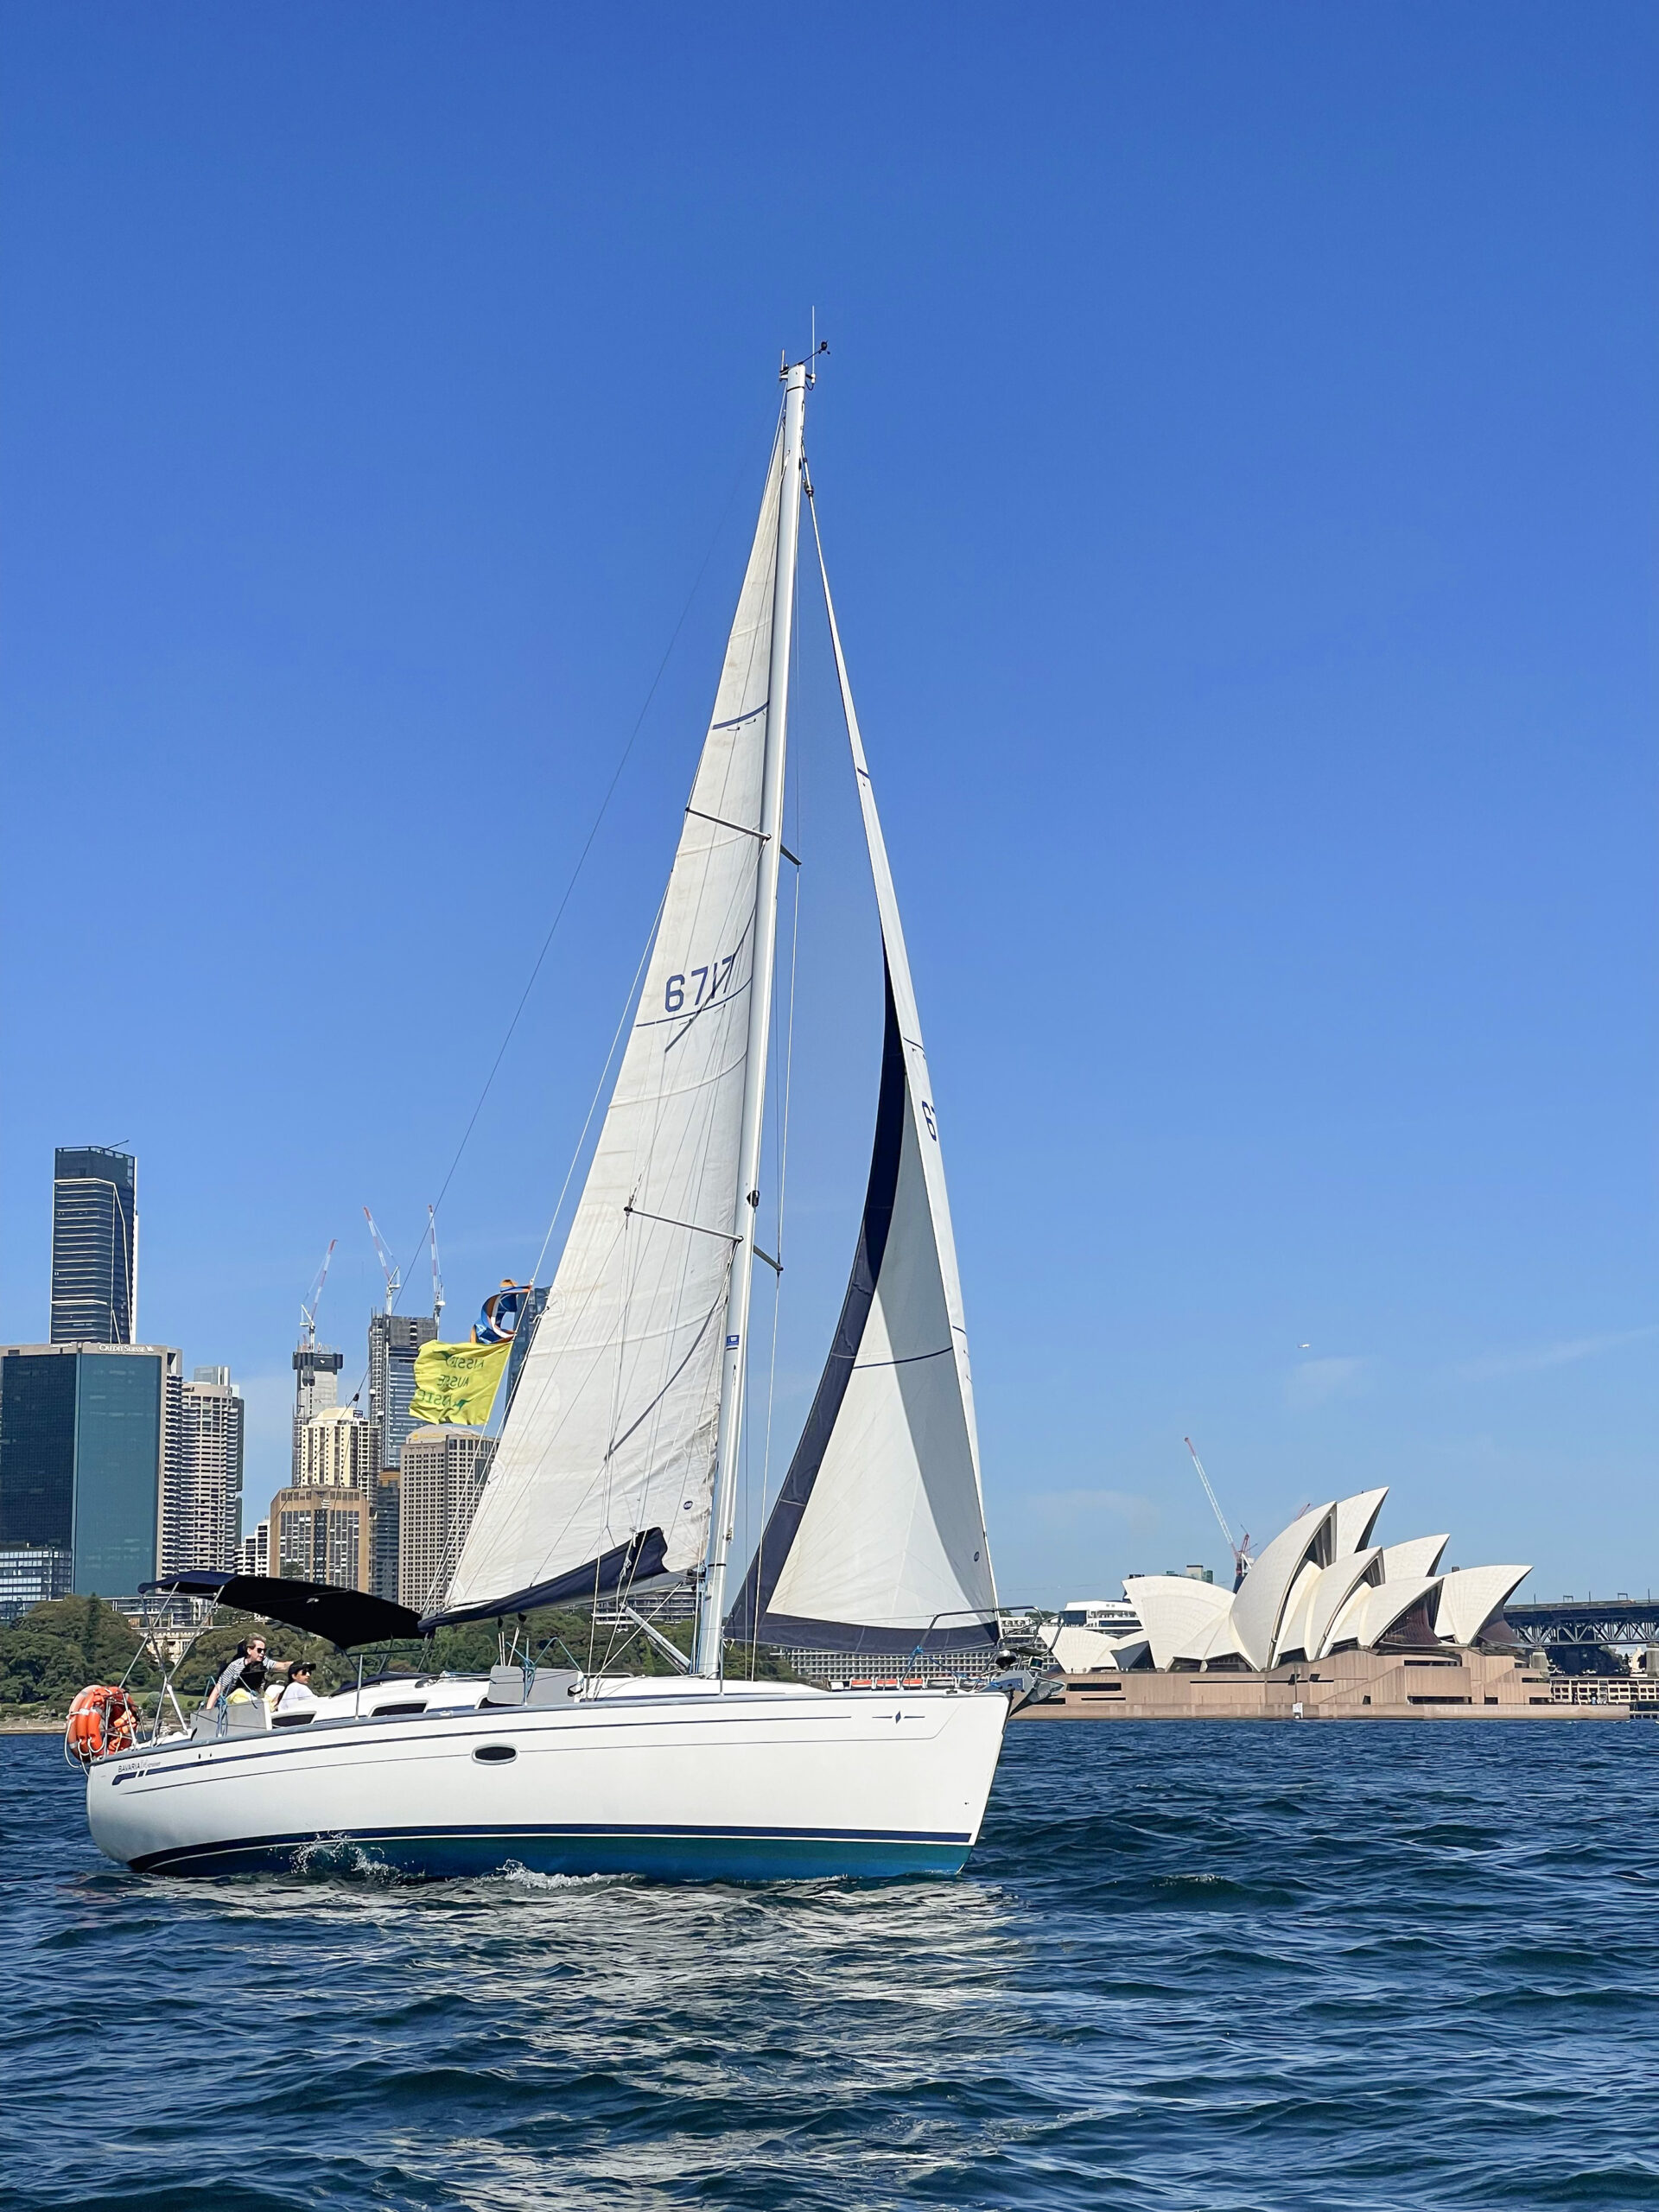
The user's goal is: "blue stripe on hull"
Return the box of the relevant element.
[127,1826,972,1883]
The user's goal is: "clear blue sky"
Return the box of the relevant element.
[3,3,1654,1605]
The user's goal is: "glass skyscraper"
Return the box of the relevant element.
[368,1312,438,1475]
[0,1343,178,1599]
[50,1147,138,1344]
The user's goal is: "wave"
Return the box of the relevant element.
[3,1722,1656,2209]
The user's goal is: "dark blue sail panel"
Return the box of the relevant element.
[419,1527,669,1633]
[727,967,998,1656]
[741,1608,999,1653]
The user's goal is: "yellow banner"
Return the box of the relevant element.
[407,1338,511,1430]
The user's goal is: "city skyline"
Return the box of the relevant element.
[3,1138,460,1607]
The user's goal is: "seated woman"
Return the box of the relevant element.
[273,1659,321,1724]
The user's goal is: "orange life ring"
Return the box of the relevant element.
[65,1685,140,1764]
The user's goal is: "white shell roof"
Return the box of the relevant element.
[1352,1572,1443,1647]
[1303,1547,1382,1661]
[1433,1564,1529,1645]
[1380,1534,1448,1580]
[1039,1622,1148,1673]
[1099,1499,1524,1675]
[1122,1574,1233,1669]
[1231,1501,1335,1669]
[1191,1608,1248,1665]
[1272,1558,1326,1663]
[1333,1488,1389,1557]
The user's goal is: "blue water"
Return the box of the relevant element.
[3,1721,1656,2211]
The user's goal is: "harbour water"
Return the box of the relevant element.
[3,1720,1656,2210]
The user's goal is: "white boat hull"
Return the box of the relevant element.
[86,1677,1011,1882]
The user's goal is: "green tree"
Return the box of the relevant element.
[0,1596,156,1716]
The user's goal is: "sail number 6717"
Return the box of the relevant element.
[664,950,740,1014]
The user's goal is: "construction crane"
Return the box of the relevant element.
[1185,1436,1253,1590]
[427,1203,445,1325]
[299,1240,336,1348]
[363,1207,402,1315]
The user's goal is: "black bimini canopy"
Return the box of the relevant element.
[140,1571,421,1650]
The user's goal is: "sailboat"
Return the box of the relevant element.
[87,356,1015,1882]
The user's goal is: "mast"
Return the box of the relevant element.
[692,357,809,1676]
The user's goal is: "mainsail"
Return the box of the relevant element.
[727,520,999,1653]
[429,427,785,1625]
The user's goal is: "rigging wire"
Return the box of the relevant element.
[525,890,668,1290]
[406,410,785,1658]
[329,437,760,1421]
[425,446,763,1230]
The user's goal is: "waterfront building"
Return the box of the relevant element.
[0,1341,181,1599]
[268,1483,371,1592]
[290,1343,345,1482]
[1109,1491,1529,1673]
[238,1519,269,1578]
[0,1543,73,1623]
[50,1147,138,1345]
[297,1404,377,1491]
[398,1426,496,1615]
[162,1367,244,1576]
[258,1403,379,1593]
[368,1313,438,1480]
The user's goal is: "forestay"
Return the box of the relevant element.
[428,429,784,1626]
[727,524,999,1653]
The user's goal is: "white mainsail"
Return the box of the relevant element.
[432,427,784,1624]
[728,515,999,1652]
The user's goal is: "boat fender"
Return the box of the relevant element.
[65,1686,140,1766]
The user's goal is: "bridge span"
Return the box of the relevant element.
[1504,1599,1659,1650]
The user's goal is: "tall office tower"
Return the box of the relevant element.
[161,1367,245,1576]
[297,1405,377,1491]
[290,1343,345,1481]
[367,1313,438,1477]
[398,1426,496,1615]
[50,1147,138,1344]
[0,1341,180,1599]
[238,1518,269,1577]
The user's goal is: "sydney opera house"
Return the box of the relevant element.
[1042,1489,1529,1676]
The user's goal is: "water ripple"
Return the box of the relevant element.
[3,1721,1656,2208]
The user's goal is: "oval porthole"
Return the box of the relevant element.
[473,1744,517,1764]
